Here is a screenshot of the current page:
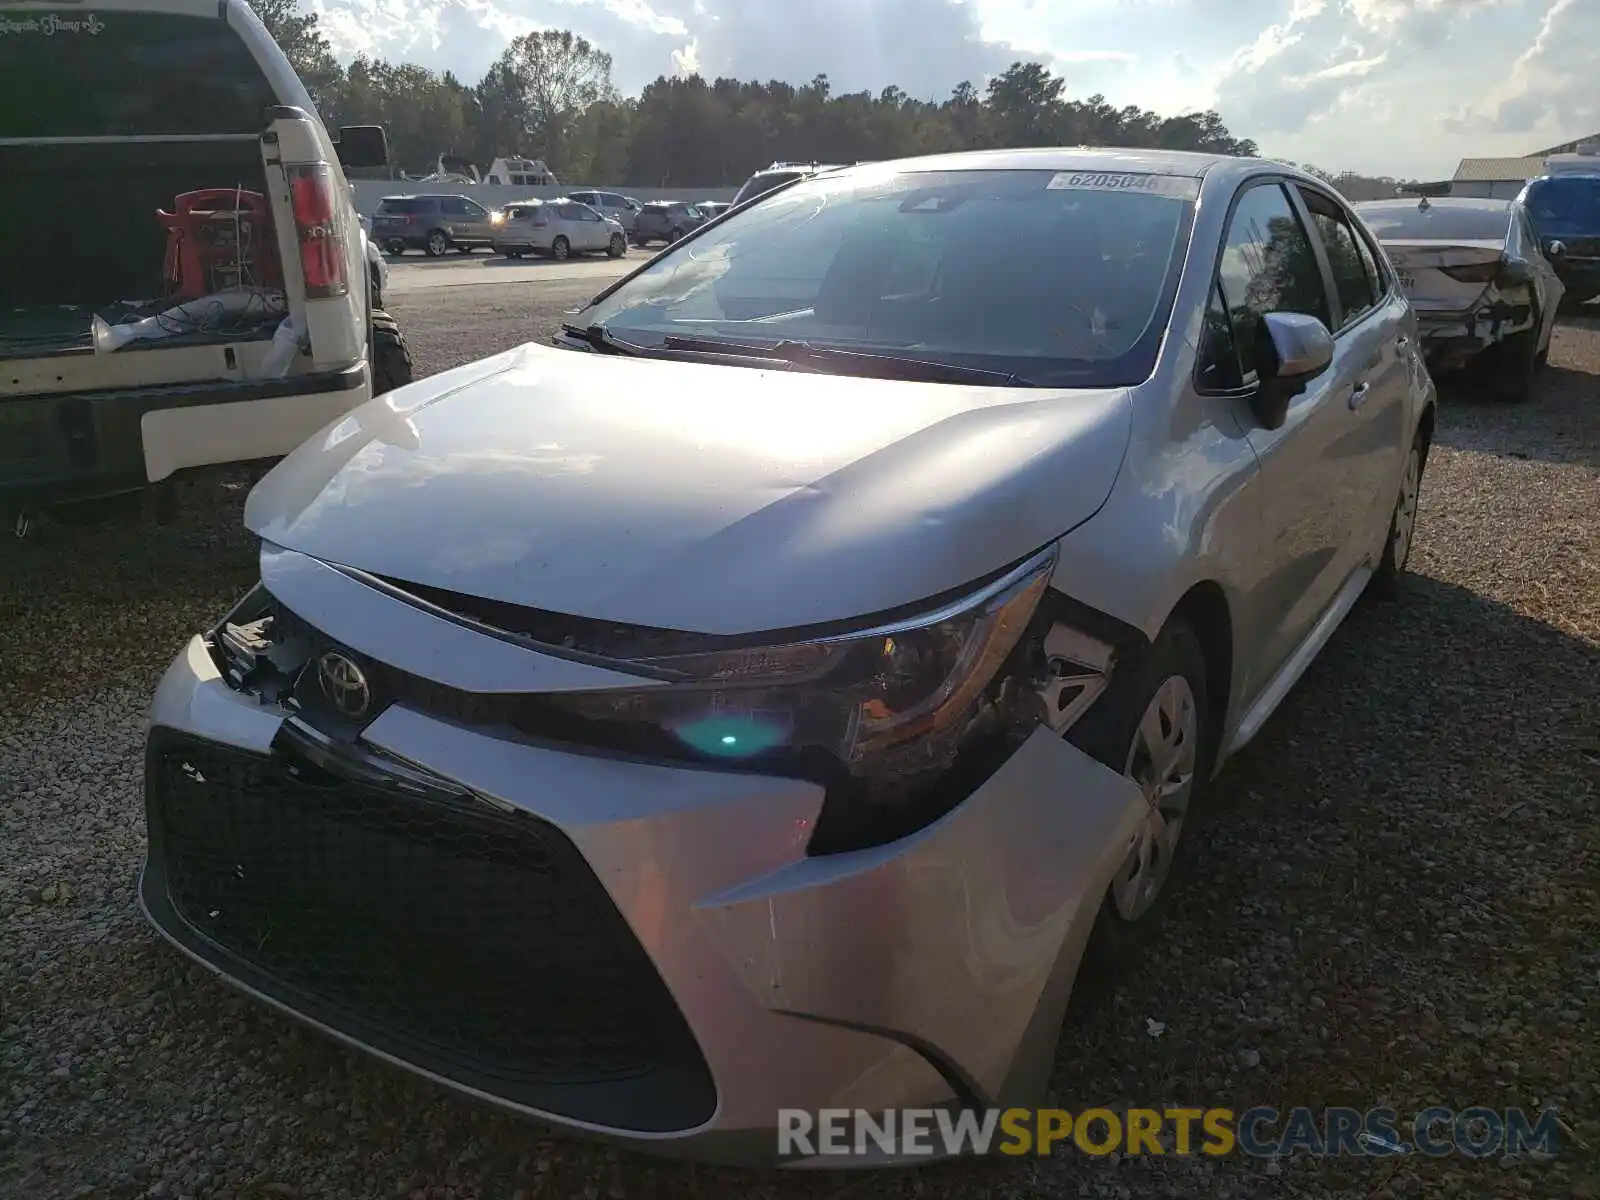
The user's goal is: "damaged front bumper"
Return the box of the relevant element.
[137,565,1147,1167]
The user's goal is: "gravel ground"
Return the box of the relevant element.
[2,285,1597,1200]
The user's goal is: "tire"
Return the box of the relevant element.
[505,249,523,260]
[1492,329,1540,403]
[368,261,383,310]
[607,233,626,258]
[424,229,449,258]
[669,226,685,242]
[369,309,413,395]
[1070,618,1212,971]
[551,236,570,261]
[1370,431,1425,600]
[385,240,407,257]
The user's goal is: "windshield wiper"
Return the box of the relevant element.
[659,334,1033,387]
[560,323,647,356]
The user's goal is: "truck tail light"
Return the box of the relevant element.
[288,163,348,299]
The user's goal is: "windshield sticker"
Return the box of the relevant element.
[1046,171,1200,199]
[0,12,105,35]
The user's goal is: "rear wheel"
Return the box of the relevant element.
[669,226,685,242]
[551,236,570,261]
[607,233,626,258]
[1492,329,1540,403]
[385,239,407,256]
[370,309,413,395]
[424,230,449,258]
[1371,433,1425,600]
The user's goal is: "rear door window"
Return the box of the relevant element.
[0,12,278,137]
[378,199,426,215]
[1297,187,1380,329]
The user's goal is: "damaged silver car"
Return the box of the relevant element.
[139,148,1436,1166]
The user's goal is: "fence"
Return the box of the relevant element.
[350,181,740,216]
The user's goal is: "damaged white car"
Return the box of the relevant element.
[140,150,1435,1166]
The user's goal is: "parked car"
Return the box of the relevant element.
[731,160,846,207]
[630,200,708,246]
[1517,172,1600,310]
[0,0,411,539]
[370,193,496,257]
[489,198,626,260]
[566,189,644,231]
[1354,193,1562,400]
[697,200,731,219]
[141,148,1434,1166]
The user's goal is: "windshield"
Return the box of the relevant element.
[0,12,278,137]
[581,167,1196,387]
[1523,178,1600,235]
[1356,203,1509,242]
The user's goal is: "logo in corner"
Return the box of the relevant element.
[316,651,371,718]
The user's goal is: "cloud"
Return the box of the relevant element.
[1481,0,1599,136]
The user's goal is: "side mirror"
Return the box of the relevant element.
[335,125,389,170]
[1250,312,1334,431]
[1498,257,1533,289]
[1548,240,1567,261]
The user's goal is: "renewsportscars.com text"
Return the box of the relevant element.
[777,1106,1565,1159]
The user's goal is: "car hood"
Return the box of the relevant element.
[245,342,1132,635]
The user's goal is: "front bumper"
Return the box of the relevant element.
[137,561,1146,1167]
[2,364,367,507]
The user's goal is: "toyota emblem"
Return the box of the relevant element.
[316,651,371,718]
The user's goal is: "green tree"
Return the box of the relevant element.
[485,31,618,174]
[244,0,342,113]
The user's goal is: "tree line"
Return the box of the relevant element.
[249,0,1416,195]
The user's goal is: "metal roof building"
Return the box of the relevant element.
[1450,156,1548,198]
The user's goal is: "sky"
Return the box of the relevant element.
[308,0,1599,179]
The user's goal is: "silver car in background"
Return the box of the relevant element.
[490,198,627,260]
[1354,192,1562,401]
[566,189,644,231]
[140,148,1435,1167]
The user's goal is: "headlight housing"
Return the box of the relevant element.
[522,545,1093,851]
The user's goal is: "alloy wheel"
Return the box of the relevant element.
[1111,674,1199,922]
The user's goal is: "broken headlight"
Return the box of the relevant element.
[527,544,1115,851]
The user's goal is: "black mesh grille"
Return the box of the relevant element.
[144,729,715,1130]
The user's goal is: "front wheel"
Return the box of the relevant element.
[424,230,449,258]
[550,236,570,261]
[1072,619,1211,971]
[607,233,626,258]
[369,309,413,395]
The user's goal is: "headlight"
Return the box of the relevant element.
[543,545,1056,767]
[523,546,1093,851]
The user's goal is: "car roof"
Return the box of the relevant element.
[1355,197,1511,212]
[830,146,1247,180]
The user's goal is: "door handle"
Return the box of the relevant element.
[1349,381,1372,410]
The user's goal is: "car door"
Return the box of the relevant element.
[460,198,493,243]
[1212,180,1379,683]
[568,202,604,250]
[1293,183,1412,566]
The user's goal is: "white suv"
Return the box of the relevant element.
[0,0,412,537]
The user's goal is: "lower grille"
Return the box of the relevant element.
[143,728,715,1131]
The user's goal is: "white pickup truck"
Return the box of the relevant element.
[0,0,413,536]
